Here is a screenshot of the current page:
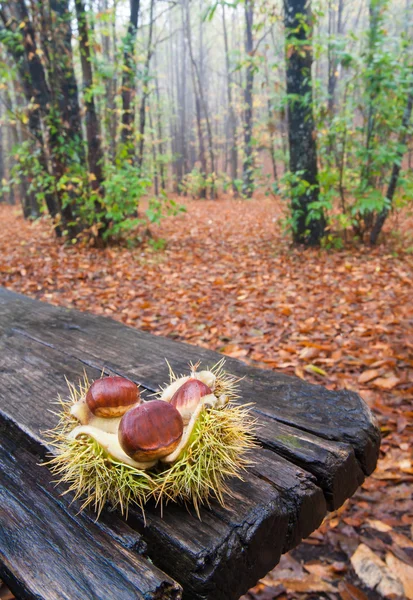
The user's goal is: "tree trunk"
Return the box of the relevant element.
[154,56,166,191]
[121,0,140,158]
[100,0,117,162]
[75,0,105,194]
[176,1,188,188]
[284,0,325,245]
[264,48,278,181]
[242,0,254,198]
[137,0,155,171]
[184,0,207,197]
[184,0,215,198]
[0,98,4,201]
[327,0,344,118]
[222,5,238,193]
[2,1,75,235]
[149,108,158,196]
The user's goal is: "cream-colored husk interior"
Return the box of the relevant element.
[68,370,228,470]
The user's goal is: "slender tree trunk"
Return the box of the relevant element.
[121,0,140,157]
[222,5,238,193]
[184,0,215,197]
[137,0,155,170]
[327,0,343,117]
[0,99,4,201]
[154,56,166,191]
[242,0,254,198]
[284,0,325,245]
[176,1,188,187]
[264,49,278,181]
[184,0,207,197]
[149,108,159,196]
[75,0,105,196]
[101,0,117,162]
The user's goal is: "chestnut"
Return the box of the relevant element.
[118,400,183,462]
[86,376,140,418]
[170,378,212,424]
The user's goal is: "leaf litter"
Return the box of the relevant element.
[0,198,412,600]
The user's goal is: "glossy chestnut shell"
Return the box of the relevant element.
[118,400,184,462]
[86,376,140,418]
[170,378,212,423]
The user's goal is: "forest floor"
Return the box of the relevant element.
[0,197,412,600]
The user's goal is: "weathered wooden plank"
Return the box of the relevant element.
[0,288,379,505]
[257,415,365,510]
[0,325,326,600]
[0,420,182,600]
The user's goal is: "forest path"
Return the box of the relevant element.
[0,198,412,599]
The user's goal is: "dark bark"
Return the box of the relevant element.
[176,0,188,187]
[284,0,325,245]
[222,5,238,193]
[74,0,105,195]
[184,0,215,198]
[1,2,69,234]
[327,0,344,118]
[242,0,254,198]
[136,0,155,170]
[264,48,278,181]
[45,0,86,234]
[121,0,140,157]
[48,0,84,144]
[14,81,40,217]
[184,0,207,197]
[101,0,117,162]
[154,56,166,191]
[370,82,413,244]
[0,99,4,200]
[149,109,159,196]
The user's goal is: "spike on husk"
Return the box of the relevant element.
[44,361,257,520]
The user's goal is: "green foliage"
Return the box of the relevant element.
[180,168,207,198]
[99,162,150,239]
[145,191,185,225]
[306,0,413,243]
[9,139,182,242]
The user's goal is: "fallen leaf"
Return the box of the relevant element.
[350,543,404,597]
[338,580,369,600]
[299,346,319,360]
[373,375,401,390]
[366,519,392,533]
[358,369,380,384]
[386,552,413,599]
[267,575,335,594]
[304,561,338,580]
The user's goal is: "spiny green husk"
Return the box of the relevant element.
[44,362,257,519]
[154,403,256,517]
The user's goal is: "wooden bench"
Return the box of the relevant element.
[0,287,381,600]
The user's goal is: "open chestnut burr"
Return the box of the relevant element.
[118,400,184,462]
[86,376,140,417]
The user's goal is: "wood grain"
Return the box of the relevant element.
[0,420,182,600]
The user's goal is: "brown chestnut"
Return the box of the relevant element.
[170,378,212,424]
[118,400,184,462]
[86,376,140,418]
